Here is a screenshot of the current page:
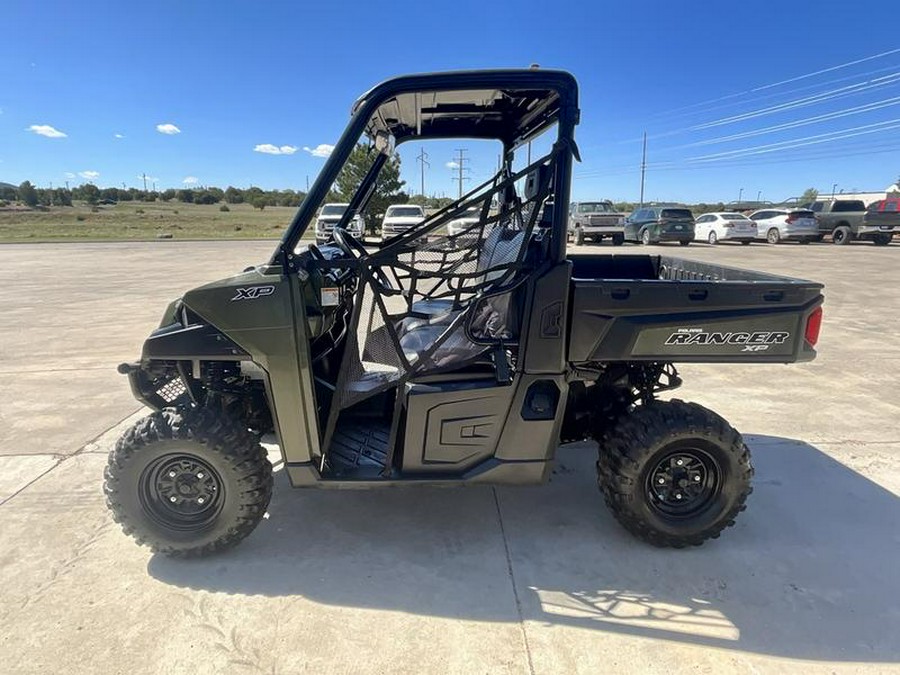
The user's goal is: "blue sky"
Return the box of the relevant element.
[2,1,899,203]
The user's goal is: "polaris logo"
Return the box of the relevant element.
[231,286,275,301]
[665,330,790,346]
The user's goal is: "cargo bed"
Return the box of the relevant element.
[568,254,824,363]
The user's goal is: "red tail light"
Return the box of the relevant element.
[786,214,796,224]
[805,306,823,346]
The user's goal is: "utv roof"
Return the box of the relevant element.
[352,69,580,147]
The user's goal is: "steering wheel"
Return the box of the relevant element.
[332,227,394,292]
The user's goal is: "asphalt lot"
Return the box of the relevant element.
[1,238,898,673]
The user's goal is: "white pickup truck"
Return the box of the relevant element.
[568,200,627,245]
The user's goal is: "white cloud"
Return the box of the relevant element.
[182,176,198,185]
[28,124,67,138]
[302,144,334,158]
[64,172,76,179]
[446,161,459,169]
[156,123,181,135]
[79,170,100,180]
[255,143,300,156]
[114,133,124,139]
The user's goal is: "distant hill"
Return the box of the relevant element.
[0,182,16,191]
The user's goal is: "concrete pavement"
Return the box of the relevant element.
[1,239,898,673]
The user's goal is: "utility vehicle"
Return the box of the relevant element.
[105,69,825,557]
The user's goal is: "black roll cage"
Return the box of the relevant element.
[270,69,580,271]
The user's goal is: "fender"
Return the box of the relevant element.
[141,321,250,362]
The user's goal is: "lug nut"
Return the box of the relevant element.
[197,472,204,479]
[675,493,683,500]
[169,496,177,502]
[676,459,684,467]
[658,478,665,484]
[169,471,177,478]
[197,497,205,504]
[694,475,701,481]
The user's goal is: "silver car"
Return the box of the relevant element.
[749,208,819,244]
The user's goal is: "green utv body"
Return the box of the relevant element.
[105,69,824,556]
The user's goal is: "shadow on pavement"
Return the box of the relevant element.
[150,436,899,663]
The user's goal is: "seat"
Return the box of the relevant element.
[397,226,526,366]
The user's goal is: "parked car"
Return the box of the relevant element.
[803,199,877,245]
[446,205,482,237]
[624,206,695,245]
[860,197,900,245]
[380,204,426,238]
[315,203,364,244]
[749,208,819,244]
[693,212,757,245]
[567,200,626,245]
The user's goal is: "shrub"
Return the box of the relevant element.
[219,204,230,212]
[135,208,145,214]
[234,224,242,231]
[90,206,100,213]
[76,214,86,222]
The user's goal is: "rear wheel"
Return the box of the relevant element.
[679,240,690,246]
[612,233,625,246]
[641,229,652,245]
[799,238,811,245]
[707,231,718,245]
[873,233,893,246]
[104,407,273,557]
[832,225,851,245]
[741,240,752,246]
[596,400,753,548]
[766,228,781,244]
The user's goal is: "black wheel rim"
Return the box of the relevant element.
[139,454,224,531]
[645,447,721,518]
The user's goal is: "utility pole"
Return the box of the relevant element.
[738,187,743,204]
[831,183,838,199]
[65,180,69,190]
[639,132,647,208]
[306,175,310,192]
[415,146,430,196]
[153,181,157,192]
[142,173,147,192]
[451,148,470,199]
[756,190,762,203]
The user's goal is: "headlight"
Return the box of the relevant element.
[315,219,325,231]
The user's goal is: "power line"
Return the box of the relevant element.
[450,148,470,198]
[645,47,900,119]
[415,146,430,196]
[680,95,900,148]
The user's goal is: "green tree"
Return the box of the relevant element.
[176,189,195,203]
[799,187,818,204]
[80,183,100,205]
[252,198,266,211]
[332,143,406,233]
[17,181,38,207]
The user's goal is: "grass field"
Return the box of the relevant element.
[0,202,314,242]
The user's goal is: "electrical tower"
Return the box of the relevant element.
[451,148,471,199]
[415,147,430,196]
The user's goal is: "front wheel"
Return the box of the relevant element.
[707,231,718,245]
[104,407,273,557]
[574,228,585,246]
[741,239,752,245]
[679,240,690,246]
[612,234,625,246]
[597,400,753,548]
[640,229,652,245]
[766,228,781,244]
[873,233,893,246]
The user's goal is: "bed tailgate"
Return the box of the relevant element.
[568,255,825,364]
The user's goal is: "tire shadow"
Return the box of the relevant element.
[149,436,900,664]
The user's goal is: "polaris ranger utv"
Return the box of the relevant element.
[105,69,825,556]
